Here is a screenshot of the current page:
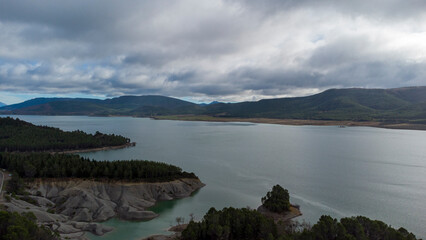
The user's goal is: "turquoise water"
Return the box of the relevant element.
[9,115,426,239]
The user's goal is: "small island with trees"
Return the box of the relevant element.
[258,184,302,223]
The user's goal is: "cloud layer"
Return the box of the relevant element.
[1,0,426,102]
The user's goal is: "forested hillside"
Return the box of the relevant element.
[203,87,426,122]
[0,117,130,152]
[0,97,93,111]
[0,95,202,117]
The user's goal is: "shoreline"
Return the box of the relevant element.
[3,114,425,131]
[51,142,136,154]
[142,225,186,240]
[257,204,302,223]
[152,115,426,131]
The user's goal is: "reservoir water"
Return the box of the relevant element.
[10,115,426,239]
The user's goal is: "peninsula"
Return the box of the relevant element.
[0,117,132,152]
[0,117,205,240]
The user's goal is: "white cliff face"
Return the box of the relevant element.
[3,178,204,240]
[29,178,205,222]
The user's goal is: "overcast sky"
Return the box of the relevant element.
[1,0,426,104]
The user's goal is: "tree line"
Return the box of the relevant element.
[0,117,130,152]
[182,207,277,240]
[0,152,197,182]
[181,207,418,240]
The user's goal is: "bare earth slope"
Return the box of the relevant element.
[2,178,205,240]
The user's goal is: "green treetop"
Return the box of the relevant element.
[261,184,290,213]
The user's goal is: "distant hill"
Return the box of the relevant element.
[203,87,426,122]
[0,102,6,107]
[0,95,202,117]
[1,87,425,123]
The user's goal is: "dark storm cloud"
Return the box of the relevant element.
[123,52,171,67]
[0,0,425,103]
[325,61,426,88]
[190,84,241,96]
[229,67,322,90]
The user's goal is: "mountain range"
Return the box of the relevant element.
[0,102,6,107]
[1,87,425,123]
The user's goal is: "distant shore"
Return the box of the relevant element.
[3,114,425,131]
[52,142,136,154]
[152,115,426,131]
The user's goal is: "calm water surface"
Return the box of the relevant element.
[10,115,426,239]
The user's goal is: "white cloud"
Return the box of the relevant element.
[0,0,425,102]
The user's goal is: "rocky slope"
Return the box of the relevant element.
[3,178,204,240]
